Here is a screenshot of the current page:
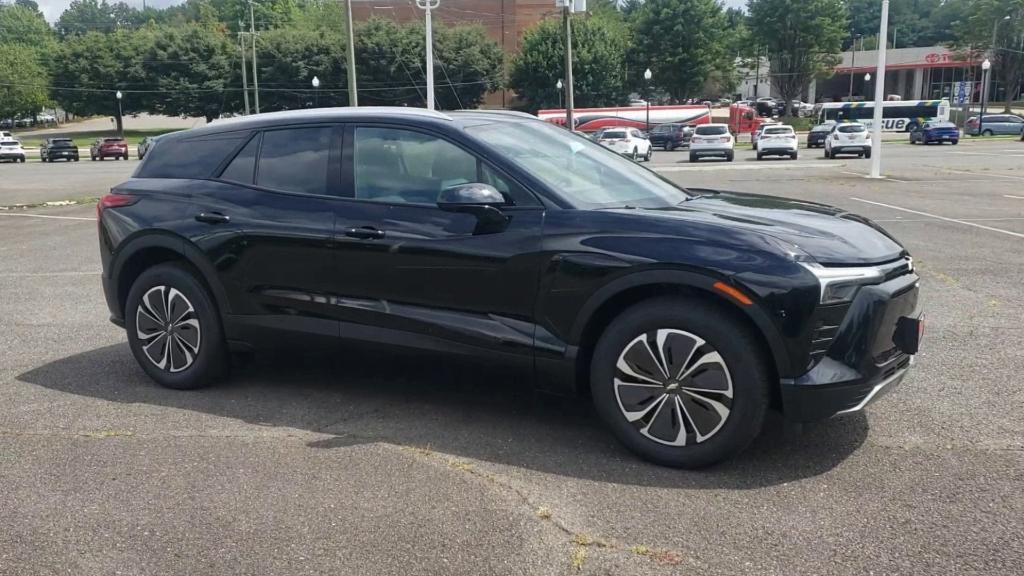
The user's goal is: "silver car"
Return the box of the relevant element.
[966,114,1024,136]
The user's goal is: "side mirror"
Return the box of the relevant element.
[437,183,510,235]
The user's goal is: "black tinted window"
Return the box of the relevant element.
[137,133,248,179]
[838,124,866,133]
[256,127,332,195]
[219,134,260,185]
[695,125,728,135]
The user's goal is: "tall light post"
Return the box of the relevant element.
[312,76,320,108]
[865,72,872,98]
[848,33,862,100]
[115,90,123,137]
[416,0,440,110]
[980,58,992,135]
[644,68,653,132]
[982,15,1010,128]
[869,0,889,179]
[556,78,563,110]
[248,0,260,113]
[344,0,358,106]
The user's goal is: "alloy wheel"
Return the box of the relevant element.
[613,329,733,446]
[135,285,202,373]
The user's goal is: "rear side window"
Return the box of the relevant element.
[137,133,249,179]
[219,135,260,185]
[255,127,333,195]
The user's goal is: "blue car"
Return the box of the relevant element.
[910,122,959,145]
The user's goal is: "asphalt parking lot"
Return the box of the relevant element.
[1,137,1022,575]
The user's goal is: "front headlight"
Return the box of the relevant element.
[800,262,885,304]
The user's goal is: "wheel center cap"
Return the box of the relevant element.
[665,380,680,392]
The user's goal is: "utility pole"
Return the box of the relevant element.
[238,25,250,115]
[248,0,260,113]
[344,0,358,106]
[416,0,439,110]
[869,0,889,179]
[753,46,760,99]
[563,3,574,130]
[848,34,861,100]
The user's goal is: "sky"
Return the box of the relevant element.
[36,0,748,24]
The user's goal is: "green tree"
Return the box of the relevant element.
[256,26,346,110]
[49,30,146,129]
[0,3,54,50]
[433,24,504,109]
[0,43,51,122]
[959,0,1024,110]
[56,0,137,36]
[749,0,848,116]
[138,24,239,121]
[509,15,631,112]
[633,0,731,101]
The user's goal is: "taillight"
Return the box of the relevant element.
[96,193,138,219]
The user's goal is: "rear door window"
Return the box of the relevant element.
[256,127,333,195]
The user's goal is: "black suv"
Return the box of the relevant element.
[648,123,692,150]
[41,138,80,162]
[99,108,922,468]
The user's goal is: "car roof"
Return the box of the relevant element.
[162,107,546,144]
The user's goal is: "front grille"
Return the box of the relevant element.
[808,303,850,367]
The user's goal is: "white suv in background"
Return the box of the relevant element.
[597,128,653,162]
[689,123,734,162]
[825,123,872,159]
[756,125,798,160]
[0,138,26,163]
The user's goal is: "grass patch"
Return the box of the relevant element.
[16,128,183,148]
[629,544,651,556]
[570,546,587,571]
[535,506,552,520]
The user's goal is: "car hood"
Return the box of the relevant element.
[610,190,905,265]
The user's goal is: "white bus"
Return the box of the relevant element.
[812,99,950,132]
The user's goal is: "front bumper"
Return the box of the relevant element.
[781,271,921,422]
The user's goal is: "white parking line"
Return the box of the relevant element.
[948,151,1024,157]
[0,212,94,221]
[0,271,101,277]
[1005,195,1024,200]
[653,161,845,172]
[840,171,909,183]
[850,198,1024,239]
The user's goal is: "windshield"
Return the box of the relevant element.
[838,125,866,133]
[466,121,692,209]
[811,125,833,132]
[695,125,728,136]
[602,130,627,139]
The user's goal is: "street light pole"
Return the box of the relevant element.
[849,34,862,100]
[344,0,358,106]
[644,68,652,131]
[115,90,123,137]
[980,58,992,135]
[416,0,440,110]
[312,76,320,108]
[982,15,1010,127]
[556,78,563,110]
[869,0,889,179]
[248,0,260,113]
[865,72,872,98]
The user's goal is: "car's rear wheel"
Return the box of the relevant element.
[631,148,638,161]
[790,152,798,160]
[952,139,959,145]
[125,262,227,390]
[865,149,872,159]
[645,147,653,162]
[982,129,994,136]
[590,298,770,468]
[756,152,763,160]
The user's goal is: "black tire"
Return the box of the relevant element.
[631,148,638,161]
[756,152,763,160]
[19,157,25,163]
[952,140,959,145]
[790,152,798,160]
[725,151,734,162]
[589,298,771,468]
[125,262,227,390]
[865,148,872,159]
[982,129,994,136]
[667,142,676,151]
[123,154,129,160]
[689,153,697,162]
[73,157,79,162]
[645,147,653,162]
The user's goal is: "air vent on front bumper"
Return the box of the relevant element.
[807,303,850,368]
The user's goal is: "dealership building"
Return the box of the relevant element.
[812,45,994,104]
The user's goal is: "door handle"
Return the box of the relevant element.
[195,212,230,224]
[343,227,386,240]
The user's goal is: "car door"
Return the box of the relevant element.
[189,125,344,341]
[328,124,546,358]
[1003,115,1024,135]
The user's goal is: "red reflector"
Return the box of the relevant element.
[96,193,138,218]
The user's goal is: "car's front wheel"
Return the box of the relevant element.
[590,298,770,468]
[125,262,227,390]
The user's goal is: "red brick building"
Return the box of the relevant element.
[350,0,560,107]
